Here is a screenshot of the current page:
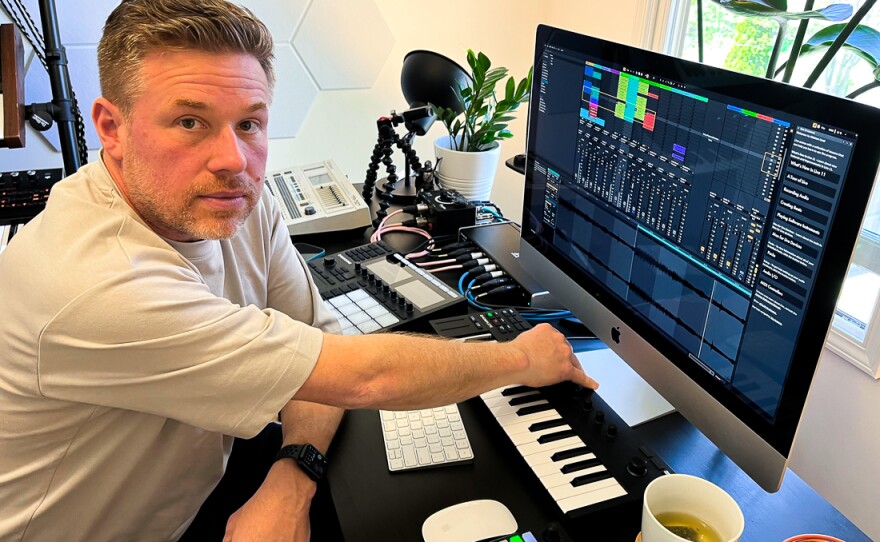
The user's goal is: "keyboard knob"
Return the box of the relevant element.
[606,423,618,439]
[627,456,648,477]
[582,397,593,413]
[593,410,605,428]
[397,296,406,306]
[405,302,414,313]
[322,256,336,268]
[353,261,362,271]
[390,291,399,301]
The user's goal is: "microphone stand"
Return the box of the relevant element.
[37,0,81,174]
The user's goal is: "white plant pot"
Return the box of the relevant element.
[433,135,501,201]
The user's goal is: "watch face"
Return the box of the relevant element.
[298,444,327,481]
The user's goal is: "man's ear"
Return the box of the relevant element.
[92,97,126,161]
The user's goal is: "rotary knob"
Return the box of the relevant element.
[582,397,593,413]
[606,423,618,439]
[405,301,414,313]
[593,410,605,428]
[627,456,648,477]
[354,261,362,272]
[322,256,336,268]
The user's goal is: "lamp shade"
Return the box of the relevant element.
[401,50,470,114]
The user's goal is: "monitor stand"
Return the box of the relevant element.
[576,347,675,427]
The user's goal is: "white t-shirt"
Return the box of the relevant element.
[0,159,338,541]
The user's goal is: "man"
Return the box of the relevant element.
[0,1,596,541]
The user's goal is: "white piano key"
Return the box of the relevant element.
[556,482,628,513]
[509,425,573,447]
[540,464,607,490]
[0,225,11,254]
[489,399,549,418]
[517,435,583,458]
[547,476,621,502]
[500,414,565,437]
[495,409,559,430]
[480,385,529,401]
[523,442,591,469]
[532,453,597,477]
[483,390,541,409]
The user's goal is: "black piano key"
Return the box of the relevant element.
[551,446,591,462]
[508,393,544,406]
[571,470,614,487]
[560,457,603,474]
[529,418,567,432]
[537,429,577,444]
[501,385,537,397]
[516,403,554,416]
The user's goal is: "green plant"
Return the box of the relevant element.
[432,50,532,153]
[695,0,880,98]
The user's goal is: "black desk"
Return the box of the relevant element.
[326,387,869,542]
[292,217,869,542]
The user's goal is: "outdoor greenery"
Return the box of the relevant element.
[432,50,532,153]
[688,0,880,100]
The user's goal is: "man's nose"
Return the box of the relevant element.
[207,125,247,175]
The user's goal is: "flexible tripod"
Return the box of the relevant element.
[361,113,432,226]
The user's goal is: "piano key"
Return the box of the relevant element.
[494,408,558,430]
[489,398,548,418]
[529,418,569,432]
[532,452,597,477]
[483,390,540,410]
[499,414,564,438]
[481,385,523,401]
[523,444,591,469]
[501,385,537,396]
[515,403,555,416]
[556,483,628,514]
[571,469,614,487]
[517,435,583,458]
[560,456,603,474]
[540,464,608,490]
[508,393,545,406]
[510,424,573,446]
[536,429,577,444]
[0,224,11,254]
[547,476,621,502]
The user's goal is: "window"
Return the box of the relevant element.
[660,0,880,377]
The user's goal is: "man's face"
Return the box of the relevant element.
[114,50,270,241]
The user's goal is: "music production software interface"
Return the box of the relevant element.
[529,44,858,421]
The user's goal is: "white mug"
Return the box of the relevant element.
[641,474,744,542]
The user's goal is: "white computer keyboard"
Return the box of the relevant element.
[380,404,474,472]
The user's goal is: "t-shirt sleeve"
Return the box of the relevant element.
[36,264,323,438]
[263,196,340,334]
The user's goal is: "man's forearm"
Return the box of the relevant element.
[279,400,344,452]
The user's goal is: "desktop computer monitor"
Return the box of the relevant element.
[519,24,880,492]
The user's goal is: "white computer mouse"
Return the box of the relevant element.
[421,499,518,542]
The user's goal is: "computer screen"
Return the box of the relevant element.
[519,24,880,491]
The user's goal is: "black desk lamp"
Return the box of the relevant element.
[362,50,469,224]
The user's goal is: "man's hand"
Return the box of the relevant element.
[223,460,315,542]
[507,323,599,390]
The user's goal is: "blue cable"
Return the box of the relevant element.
[305,250,326,262]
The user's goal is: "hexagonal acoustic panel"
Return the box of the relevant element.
[293,0,395,90]
[269,44,319,139]
[237,0,310,43]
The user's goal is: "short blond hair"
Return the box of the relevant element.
[97,0,275,113]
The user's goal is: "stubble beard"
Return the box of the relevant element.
[124,151,260,241]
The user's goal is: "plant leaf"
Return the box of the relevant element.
[801,24,880,67]
[477,51,491,72]
[710,0,852,21]
[505,77,515,101]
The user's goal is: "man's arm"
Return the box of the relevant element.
[224,401,343,542]
[295,323,597,410]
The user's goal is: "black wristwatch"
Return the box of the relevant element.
[274,443,327,481]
